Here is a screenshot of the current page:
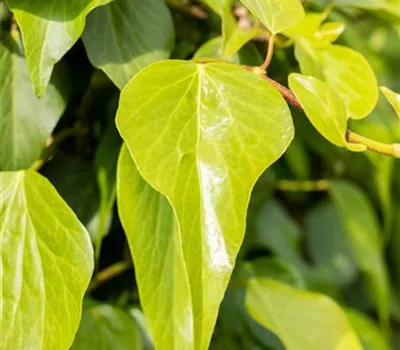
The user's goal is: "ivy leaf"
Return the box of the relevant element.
[380,86,400,120]
[72,302,142,350]
[330,180,390,329]
[83,0,174,89]
[295,40,379,119]
[0,170,93,350]
[245,278,363,350]
[6,0,113,96]
[289,74,366,151]
[116,60,294,350]
[239,0,305,34]
[316,22,345,43]
[0,28,69,171]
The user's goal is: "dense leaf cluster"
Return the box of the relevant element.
[1,0,399,349]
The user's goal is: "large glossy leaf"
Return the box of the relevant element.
[289,74,366,151]
[117,60,294,350]
[83,0,174,89]
[0,170,93,350]
[72,302,142,350]
[0,28,69,171]
[239,0,304,34]
[6,0,113,96]
[330,181,390,328]
[245,277,363,350]
[117,145,193,350]
[295,40,379,119]
[381,86,400,120]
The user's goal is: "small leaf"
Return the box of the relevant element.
[295,40,379,119]
[380,86,400,120]
[0,170,93,350]
[239,0,305,34]
[0,28,69,170]
[283,13,325,39]
[116,60,294,350]
[316,22,346,43]
[289,73,366,151]
[6,0,113,96]
[83,0,174,89]
[330,180,390,328]
[72,302,142,350]
[245,278,363,350]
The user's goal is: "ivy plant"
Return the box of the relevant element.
[1,0,399,349]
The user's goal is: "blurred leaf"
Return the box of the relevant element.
[0,28,69,171]
[380,86,400,120]
[289,73,366,151]
[129,308,153,350]
[316,22,346,43]
[305,200,358,287]
[93,121,121,258]
[295,40,379,119]
[245,277,363,350]
[283,137,311,179]
[346,309,389,350]
[6,0,113,96]
[0,170,93,350]
[83,0,174,89]
[389,204,400,295]
[254,199,305,268]
[330,180,390,328]
[239,0,305,34]
[117,58,293,350]
[73,302,142,350]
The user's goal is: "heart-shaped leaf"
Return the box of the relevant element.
[6,0,113,96]
[116,60,294,350]
[0,170,94,350]
[0,28,70,171]
[289,74,366,151]
[239,0,305,34]
[245,278,363,350]
[295,40,378,119]
[83,0,174,89]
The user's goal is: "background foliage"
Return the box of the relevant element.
[1,0,399,349]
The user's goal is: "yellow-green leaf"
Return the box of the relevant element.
[0,170,94,350]
[245,278,363,350]
[83,0,174,89]
[6,0,114,96]
[239,0,305,34]
[289,74,366,152]
[116,60,294,350]
[295,40,379,119]
[380,86,400,120]
[0,28,69,171]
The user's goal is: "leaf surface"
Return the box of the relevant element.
[83,0,174,89]
[239,0,305,34]
[380,86,400,120]
[0,170,93,350]
[0,28,69,170]
[245,278,363,350]
[6,0,113,96]
[116,60,294,350]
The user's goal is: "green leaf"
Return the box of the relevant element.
[283,13,326,39]
[380,86,400,120]
[0,170,93,350]
[117,145,193,350]
[330,180,390,328]
[239,0,305,34]
[295,40,379,119]
[116,60,294,350]
[346,309,389,350]
[6,0,113,96]
[316,22,345,43]
[289,73,366,151]
[72,302,142,350]
[83,0,174,89]
[0,28,69,170]
[245,277,363,350]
